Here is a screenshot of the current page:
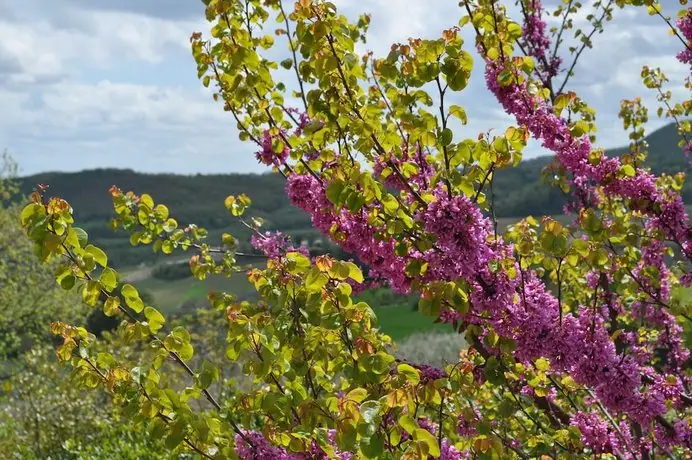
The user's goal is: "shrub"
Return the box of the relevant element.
[18,1,692,458]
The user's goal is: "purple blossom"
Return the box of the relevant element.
[251,231,308,258]
[520,1,562,79]
[571,411,622,455]
[256,129,290,167]
[675,8,692,65]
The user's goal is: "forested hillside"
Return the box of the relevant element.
[18,122,689,266]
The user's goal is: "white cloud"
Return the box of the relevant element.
[0,0,688,176]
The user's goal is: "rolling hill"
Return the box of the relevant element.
[18,122,689,267]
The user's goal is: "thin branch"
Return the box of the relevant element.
[556,0,614,95]
[656,10,692,54]
[279,0,309,111]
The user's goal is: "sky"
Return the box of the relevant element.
[0,0,687,177]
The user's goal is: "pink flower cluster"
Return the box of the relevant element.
[412,362,447,384]
[417,187,495,283]
[676,8,692,65]
[373,143,434,191]
[485,61,692,260]
[250,231,308,258]
[521,0,561,79]
[286,174,411,292]
[256,129,290,167]
[570,411,631,456]
[234,431,292,459]
[456,407,481,438]
[440,439,469,460]
[234,430,353,460]
[286,166,685,431]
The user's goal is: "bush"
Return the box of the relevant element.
[15,1,692,458]
[152,262,192,281]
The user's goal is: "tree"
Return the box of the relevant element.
[0,154,169,459]
[0,154,84,364]
[19,0,692,458]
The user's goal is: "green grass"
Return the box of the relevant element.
[356,289,450,341]
[371,304,452,341]
[127,262,449,340]
[134,272,257,315]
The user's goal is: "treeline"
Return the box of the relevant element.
[17,122,689,267]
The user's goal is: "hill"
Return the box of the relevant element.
[18,122,690,267]
[19,171,314,266]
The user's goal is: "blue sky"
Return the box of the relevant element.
[0,0,687,176]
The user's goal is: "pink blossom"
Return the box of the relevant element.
[256,129,290,167]
[675,8,692,65]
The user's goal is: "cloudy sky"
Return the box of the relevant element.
[0,0,687,177]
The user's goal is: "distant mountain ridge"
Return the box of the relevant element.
[18,122,690,266]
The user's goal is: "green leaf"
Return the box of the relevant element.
[398,414,418,434]
[104,296,121,317]
[369,352,394,375]
[360,400,381,425]
[438,128,453,146]
[397,363,420,385]
[485,356,505,385]
[224,194,251,216]
[620,164,636,177]
[360,434,384,459]
[19,203,45,226]
[198,362,220,390]
[486,47,499,60]
[100,267,118,292]
[414,428,440,457]
[305,267,329,292]
[140,194,155,209]
[55,265,75,290]
[144,306,166,333]
[165,420,186,450]
[381,194,399,212]
[572,239,589,256]
[121,283,144,313]
[569,120,590,137]
[179,342,194,361]
[172,326,191,343]
[326,182,344,204]
[345,262,363,283]
[85,244,108,268]
[286,252,312,274]
[346,388,368,403]
[536,358,550,372]
[420,131,437,147]
[163,218,178,232]
[449,105,467,124]
[82,280,101,307]
[553,93,571,115]
[73,227,89,247]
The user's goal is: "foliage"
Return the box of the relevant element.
[0,347,168,460]
[18,1,692,459]
[0,165,83,362]
[0,157,169,459]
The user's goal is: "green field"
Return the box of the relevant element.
[117,204,692,342]
[131,273,257,314]
[356,289,451,341]
[124,258,452,341]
